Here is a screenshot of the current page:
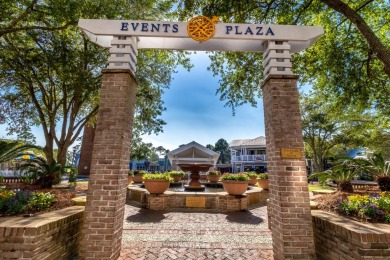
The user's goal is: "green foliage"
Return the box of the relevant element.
[169,171,185,177]
[0,139,41,164]
[1,1,192,166]
[363,153,390,177]
[65,167,77,184]
[214,138,231,164]
[207,171,221,176]
[244,172,258,178]
[0,189,54,215]
[143,173,173,182]
[134,170,147,176]
[338,193,390,222]
[128,170,135,177]
[257,173,268,180]
[310,158,366,192]
[18,157,62,188]
[176,1,390,117]
[220,173,250,181]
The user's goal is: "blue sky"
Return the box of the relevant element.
[141,51,265,150]
[0,51,310,151]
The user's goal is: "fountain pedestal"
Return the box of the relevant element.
[178,163,213,192]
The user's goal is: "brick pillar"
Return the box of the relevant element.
[80,69,136,259]
[78,125,96,176]
[262,75,315,259]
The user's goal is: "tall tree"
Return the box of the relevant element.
[301,92,390,172]
[0,1,191,165]
[176,1,390,116]
[206,144,214,150]
[301,94,340,172]
[214,138,230,164]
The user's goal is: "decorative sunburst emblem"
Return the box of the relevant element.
[187,16,219,42]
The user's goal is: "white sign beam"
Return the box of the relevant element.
[78,19,323,53]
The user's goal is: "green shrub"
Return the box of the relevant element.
[128,170,134,176]
[220,173,250,181]
[134,170,147,176]
[257,173,269,180]
[245,172,258,177]
[143,173,173,182]
[169,171,185,177]
[208,171,221,176]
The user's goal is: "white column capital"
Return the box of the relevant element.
[262,40,293,77]
[107,36,138,74]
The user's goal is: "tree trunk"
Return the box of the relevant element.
[377,176,390,191]
[339,180,353,193]
[321,0,390,77]
[56,145,68,167]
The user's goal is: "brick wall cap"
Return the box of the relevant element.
[102,68,138,83]
[312,210,390,234]
[261,74,299,89]
[0,206,85,228]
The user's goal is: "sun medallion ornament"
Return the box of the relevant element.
[187,16,219,42]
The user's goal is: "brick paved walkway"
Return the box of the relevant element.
[119,205,273,260]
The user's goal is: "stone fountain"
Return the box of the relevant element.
[167,141,220,192]
[177,163,213,191]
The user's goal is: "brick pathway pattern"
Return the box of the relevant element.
[119,205,273,260]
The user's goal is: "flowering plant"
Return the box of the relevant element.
[208,171,221,176]
[0,189,55,215]
[338,192,390,222]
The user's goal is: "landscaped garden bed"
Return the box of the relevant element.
[313,191,390,223]
[311,191,390,259]
[0,183,77,217]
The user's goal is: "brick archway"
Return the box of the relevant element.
[78,18,323,260]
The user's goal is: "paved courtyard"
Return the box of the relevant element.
[119,205,273,260]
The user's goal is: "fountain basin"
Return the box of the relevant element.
[126,184,269,211]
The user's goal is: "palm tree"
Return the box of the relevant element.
[0,139,40,164]
[362,153,390,191]
[18,157,62,188]
[309,159,365,192]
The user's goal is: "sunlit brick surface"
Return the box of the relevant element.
[262,75,316,259]
[80,69,137,259]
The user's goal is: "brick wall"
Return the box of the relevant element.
[261,75,316,259]
[312,210,390,259]
[80,69,137,259]
[127,186,268,211]
[0,206,84,260]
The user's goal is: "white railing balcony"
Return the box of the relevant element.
[231,154,267,162]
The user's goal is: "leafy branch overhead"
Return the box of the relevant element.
[0,1,192,165]
[176,0,390,115]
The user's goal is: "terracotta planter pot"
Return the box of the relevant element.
[133,175,143,183]
[207,175,220,183]
[128,176,133,185]
[171,175,182,183]
[257,179,269,190]
[248,176,258,185]
[222,180,249,195]
[144,180,170,194]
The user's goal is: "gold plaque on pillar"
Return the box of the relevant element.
[281,148,302,159]
[186,197,206,208]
